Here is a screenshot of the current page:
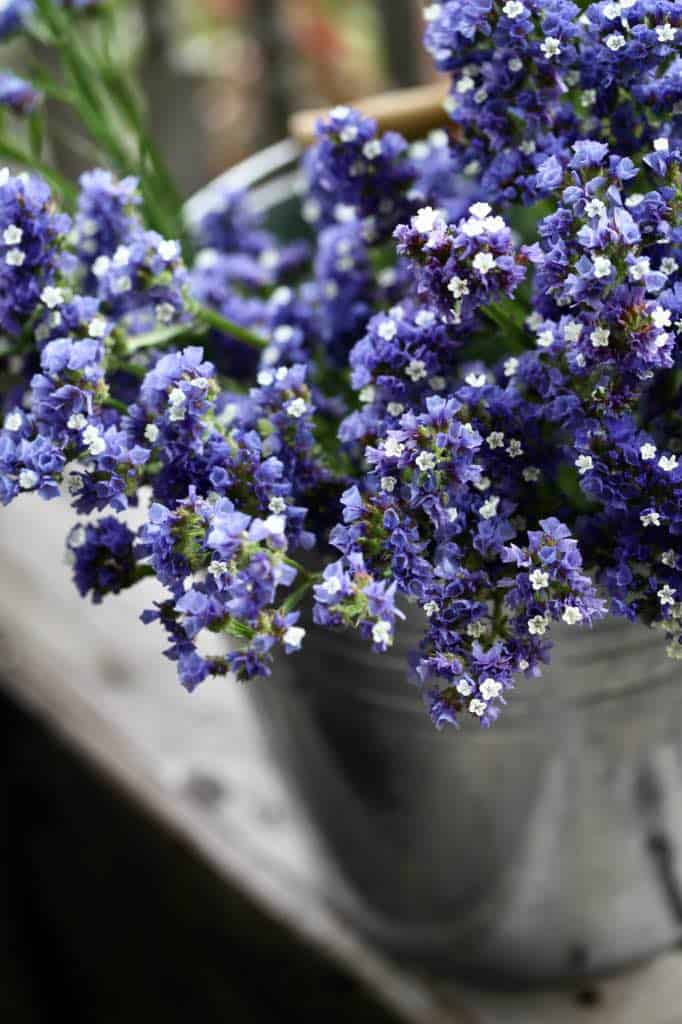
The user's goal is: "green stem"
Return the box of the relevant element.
[280,576,319,616]
[101,395,128,414]
[124,322,199,355]
[190,302,269,351]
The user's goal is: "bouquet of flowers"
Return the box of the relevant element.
[1,0,681,730]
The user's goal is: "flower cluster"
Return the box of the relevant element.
[2,0,682,733]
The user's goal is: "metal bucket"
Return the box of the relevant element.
[249,610,682,986]
[188,147,682,986]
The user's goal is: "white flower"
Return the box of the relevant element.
[540,36,562,59]
[113,245,130,267]
[6,248,25,267]
[406,358,427,382]
[447,275,470,299]
[469,202,492,220]
[504,356,519,377]
[372,620,393,647]
[144,423,160,443]
[479,495,500,519]
[502,0,525,18]
[359,385,375,404]
[605,32,626,52]
[537,329,554,349]
[286,397,307,418]
[379,476,395,493]
[661,550,677,568]
[523,466,541,482]
[640,443,657,460]
[362,139,382,160]
[415,310,435,328]
[654,137,669,153]
[159,239,179,261]
[416,451,437,472]
[378,319,397,341]
[473,251,496,275]
[112,274,132,294]
[651,306,672,329]
[592,255,613,279]
[529,568,550,591]
[413,206,441,234]
[480,678,503,701]
[330,105,351,119]
[156,302,176,325]
[283,626,306,649]
[486,431,505,450]
[625,194,644,210]
[384,437,404,458]
[322,575,342,596]
[465,372,487,388]
[92,255,111,278]
[628,256,650,281]
[387,402,404,418]
[563,321,582,343]
[508,56,523,71]
[474,475,491,491]
[584,198,606,219]
[82,425,106,456]
[656,24,676,43]
[528,614,549,636]
[423,3,442,21]
[641,511,661,527]
[659,455,679,473]
[67,413,87,431]
[4,410,22,431]
[661,257,678,276]
[423,601,439,618]
[562,605,583,625]
[19,468,39,490]
[429,375,446,392]
[339,124,358,143]
[467,621,485,638]
[590,326,610,348]
[575,454,593,474]
[456,678,473,696]
[88,315,108,339]
[658,584,677,606]
[469,698,487,717]
[446,506,459,522]
[3,224,22,245]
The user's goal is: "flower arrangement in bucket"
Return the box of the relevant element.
[1,0,682,737]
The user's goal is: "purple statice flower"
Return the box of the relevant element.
[0,72,41,114]
[0,0,33,40]
[312,222,375,363]
[341,303,463,449]
[67,516,140,603]
[423,0,582,203]
[138,489,308,688]
[394,202,527,324]
[0,427,65,504]
[302,105,416,240]
[194,185,270,257]
[90,227,187,328]
[74,169,141,266]
[0,170,70,334]
[313,552,405,653]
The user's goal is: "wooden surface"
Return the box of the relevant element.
[1,493,682,1023]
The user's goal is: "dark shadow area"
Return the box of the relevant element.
[0,687,398,1023]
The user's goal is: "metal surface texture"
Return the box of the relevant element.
[249,612,682,986]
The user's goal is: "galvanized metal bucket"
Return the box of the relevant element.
[188,145,682,987]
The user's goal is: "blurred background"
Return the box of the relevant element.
[1,4,437,1023]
